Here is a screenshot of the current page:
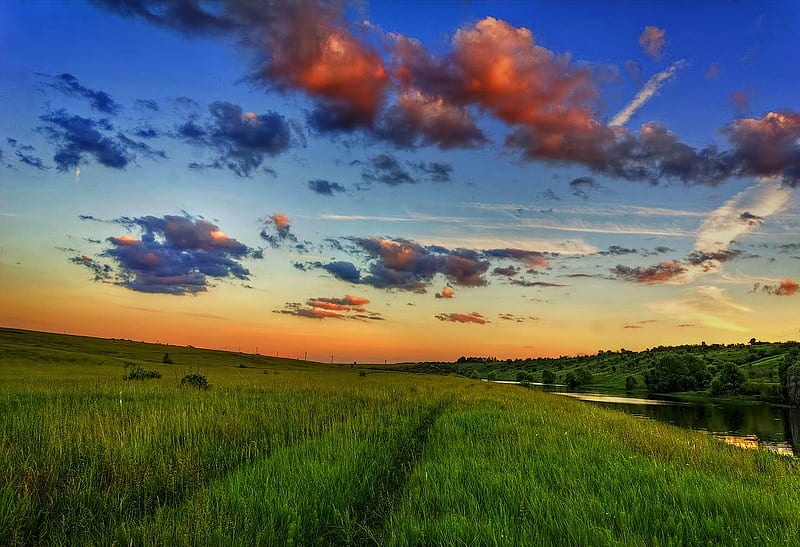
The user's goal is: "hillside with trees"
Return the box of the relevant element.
[376,341,800,404]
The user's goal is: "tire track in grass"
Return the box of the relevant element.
[346,396,452,546]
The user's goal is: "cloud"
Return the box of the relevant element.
[599,245,638,256]
[39,72,120,114]
[414,161,454,183]
[259,213,299,248]
[609,60,686,127]
[756,279,799,296]
[97,4,800,188]
[38,111,129,171]
[492,265,519,277]
[650,285,752,333]
[639,26,666,59]
[319,261,362,283]
[177,101,293,177]
[684,249,744,271]
[498,313,538,322]
[705,63,721,80]
[730,91,750,113]
[16,150,47,170]
[70,215,255,295]
[435,286,455,298]
[70,254,114,281]
[434,312,488,324]
[694,177,789,253]
[309,179,346,195]
[135,98,160,111]
[510,279,566,288]
[360,154,415,186]
[610,261,685,283]
[482,248,550,268]
[274,294,383,320]
[569,176,604,199]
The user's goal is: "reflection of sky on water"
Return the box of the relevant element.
[554,390,800,457]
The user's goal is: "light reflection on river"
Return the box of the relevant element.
[527,383,800,456]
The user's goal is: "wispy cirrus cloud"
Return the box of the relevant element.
[434,312,488,324]
[610,60,686,127]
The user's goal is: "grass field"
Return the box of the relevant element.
[1,328,799,545]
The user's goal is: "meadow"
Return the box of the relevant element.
[1,327,800,545]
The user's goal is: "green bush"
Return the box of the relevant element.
[181,373,211,390]
[541,369,556,384]
[625,375,637,391]
[123,366,161,381]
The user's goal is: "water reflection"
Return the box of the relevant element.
[551,388,799,456]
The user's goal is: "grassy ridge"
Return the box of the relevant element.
[1,328,799,545]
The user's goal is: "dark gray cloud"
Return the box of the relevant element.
[319,261,362,283]
[599,245,637,256]
[15,150,47,170]
[70,214,256,295]
[739,211,765,226]
[492,265,519,277]
[569,176,604,199]
[361,154,416,186]
[39,72,120,114]
[609,261,685,283]
[510,279,566,288]
[684,249,743,266]
[415,161,454,183]
[135,99,160,111]
[70,254,114,281]
[177,101,294,177]
[37,110,166,171]
[309,179,346,195]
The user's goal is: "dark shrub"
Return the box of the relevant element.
[162,353,173,364]
[181,373,211,390]
[123,366,161,380]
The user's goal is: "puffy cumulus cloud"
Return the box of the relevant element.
[725,112,800,186]
[434,312,488,325]
[755,279,799,296]
[638,26,666,60]
[101,1,389,132]
[274,294,383,320]
[309,179,346,195]
[38,72,120,114]
[37,110,166,171]
[610,261,685,284]
[354,237,490,290]
[435,286,455,298]
[684,249,743,271]
[178,101,293,177]
[98,4,800,187]
[70,215,257,295]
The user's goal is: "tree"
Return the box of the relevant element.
[644,353,710,393]
[162,353,173,364]
[541,369,556,384]
[487,370,498,381]
[565,371,579,388]
[516,370,533,383]
[779,349,800,402]
[709,362,746,395]
[625,375,637,391]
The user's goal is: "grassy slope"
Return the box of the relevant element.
[1,328,799,545]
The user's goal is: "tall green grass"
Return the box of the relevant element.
[1,328,799,545]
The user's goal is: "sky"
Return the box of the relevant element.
[1,1,799,363]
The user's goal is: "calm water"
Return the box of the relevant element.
[554,390,800,457]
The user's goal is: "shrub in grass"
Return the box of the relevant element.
[122,366,161,381]
[181,373,211,390]
[162,353,173,364]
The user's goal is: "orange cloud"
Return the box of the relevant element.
[262,5,389,123]
[452,17,597,159]
[435,311,488,324]
[344,294,369,305]
[270,213,290,233]
[111,235,140,245]
[436,286,455,299]
[639,26,666,59]
[610,261,685,284]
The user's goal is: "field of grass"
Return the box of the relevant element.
[1,327,800,545]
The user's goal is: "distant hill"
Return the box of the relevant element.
[371,340,800,402]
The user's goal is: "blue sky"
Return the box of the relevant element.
[1,1,799,362]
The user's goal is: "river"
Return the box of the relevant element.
[499,380,800,456]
